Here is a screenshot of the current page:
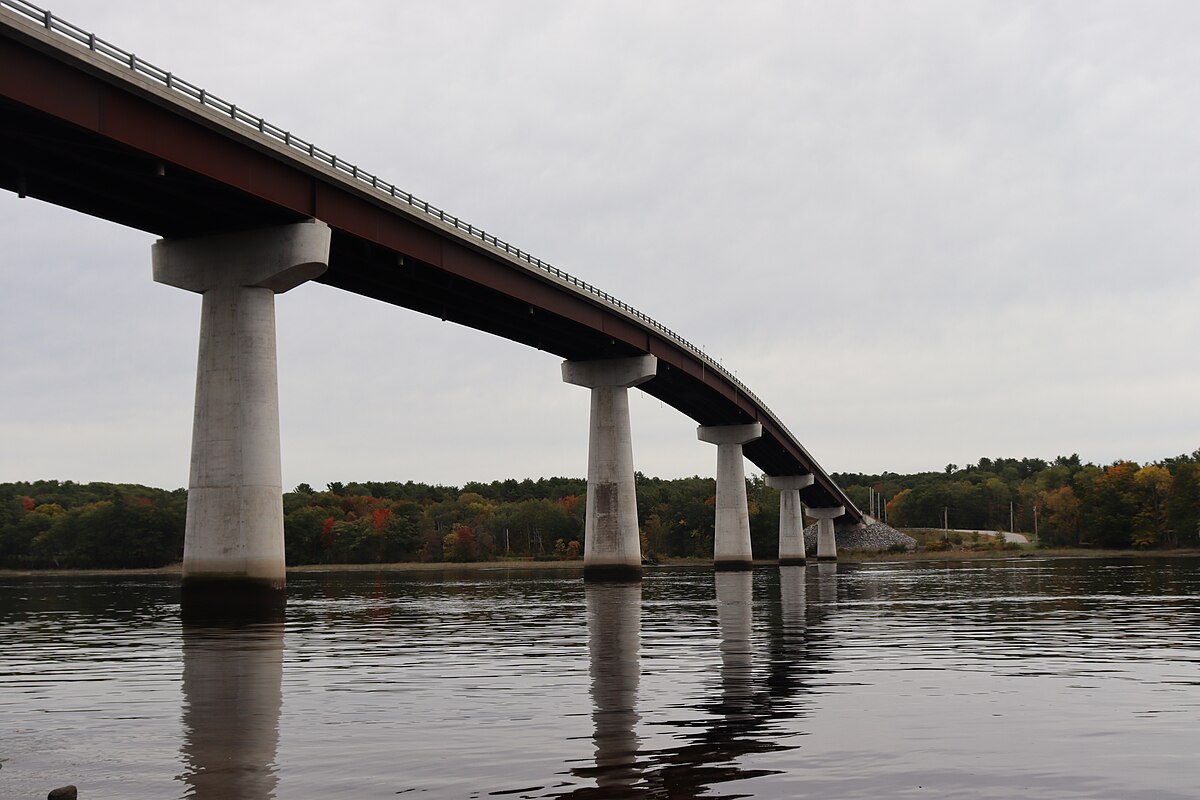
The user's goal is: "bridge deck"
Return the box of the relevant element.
[0,4,861,518]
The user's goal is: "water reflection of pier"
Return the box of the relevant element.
[179,622,284,799]
[571,583,644,796]
[174,567,842,800]
[565,565,839,799]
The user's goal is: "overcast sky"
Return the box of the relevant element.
[2,1,1198,490]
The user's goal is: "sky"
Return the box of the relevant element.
[2,0,1199,491]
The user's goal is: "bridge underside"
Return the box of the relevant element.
[0,24,856,513]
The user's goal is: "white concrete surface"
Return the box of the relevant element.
[154,221,331,592]
[153,220,331,294]
[767,474,815,564]
[698,423,762,569]
[562,355,657,577]
[807,505,845,561]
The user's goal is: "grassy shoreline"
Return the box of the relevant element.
[2,548,1199,579]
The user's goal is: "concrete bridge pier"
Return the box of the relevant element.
[807,506,845,562]
[767,474,814,565]
[153,220,331,617]
[698,423,762,570]
[562,355,657,581]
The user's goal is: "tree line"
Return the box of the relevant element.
[2,452,1198,569]
[0,474,776,569]
[837,452,1200,549]
[0,474,700,568]
[0,481,187,569]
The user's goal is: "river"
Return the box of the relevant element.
[2,557,1198,798]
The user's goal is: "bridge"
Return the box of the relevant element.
[0,3,860,609]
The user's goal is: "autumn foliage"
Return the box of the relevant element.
[845,452,1200,549]
[3,455,1199,570]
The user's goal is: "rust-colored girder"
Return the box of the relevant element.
[0,9,860,518]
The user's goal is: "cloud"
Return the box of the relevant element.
[2,0,1198,488]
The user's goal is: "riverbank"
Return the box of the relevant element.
[3,548,1200,578]
[840,546,1200,564]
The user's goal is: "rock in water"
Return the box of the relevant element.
[48,786,78,799]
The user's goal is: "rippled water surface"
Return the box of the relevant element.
[2,558,1199,798]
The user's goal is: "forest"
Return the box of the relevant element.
[839,452,1200,549]
[1,450,1198,570]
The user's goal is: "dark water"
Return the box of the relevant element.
[2,558,1199,799]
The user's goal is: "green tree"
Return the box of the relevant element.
[1040,486,1080,546]
[1132,465,1172,547]
[1166,463,1200,545]
[1083,463,1139,548]
[747,474,779,559]
[443,525,478,562]
[487,499,576,556]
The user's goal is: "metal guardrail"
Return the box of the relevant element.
[0,0,845,492]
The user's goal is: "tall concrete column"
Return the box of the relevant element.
[697,423,762,570]
[562,355,657,580]
[766,474,814,565]
[153,220,331,615]
[807,506,845,562]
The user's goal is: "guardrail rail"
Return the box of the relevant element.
[0,0,851,499]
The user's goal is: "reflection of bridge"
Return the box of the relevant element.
[548,566,840,798]
[1,5,859,608]
[178,567,842,798]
